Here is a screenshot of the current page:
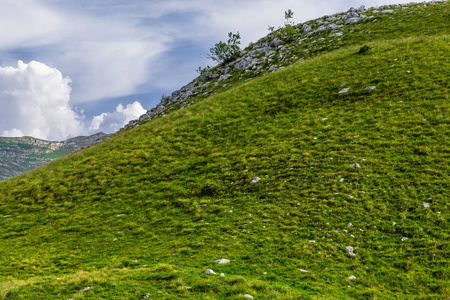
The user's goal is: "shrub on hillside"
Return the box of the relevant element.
[208,31,241,64]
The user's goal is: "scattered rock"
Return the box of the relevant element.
[218,74,232,82]
[364,86,376,90]
[220,273,225,277]
[309,240,316,243]
[346,246,356,256]
[346,17,362,24]
[140,293,152,299]
[344,11,360,20]
[113,238,118,242]
[313,24,343,35]
[419,228,424,232]
[81,286,93,292]
[215,258,230,264]
[401,237,408,242]
[339,87,350,94]
[348,275,357,280]
[250,177,261,184]
[268,39,284,48]
[204,269,216,275]
[244,294,254,299]
[302,24,313,33]
[330,32,344,37]
[320,118,328,121]
[381,9,394,14]
[422,202,430,208]
[348,195,354,199]
[196,203,207,207]
[350,163,361,168]
[347,223,353,227]
[299,269,309,273]
[339,178,345,182]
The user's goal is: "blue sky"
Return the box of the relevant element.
[0,0,424,140]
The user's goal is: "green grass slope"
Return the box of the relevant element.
[0,2,449,299]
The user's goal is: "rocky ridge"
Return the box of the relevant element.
[124,1,444,130]
[0,132,109,180]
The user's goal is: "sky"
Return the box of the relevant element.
[0,0,428,141]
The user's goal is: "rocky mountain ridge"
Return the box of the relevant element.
[0,132,109,180]
[124,0,444,130]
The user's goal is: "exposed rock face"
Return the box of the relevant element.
[0,132,109,180]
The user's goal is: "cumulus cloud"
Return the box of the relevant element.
[89,101,146,134]
[0,60,85,141]
[0,60,146,140]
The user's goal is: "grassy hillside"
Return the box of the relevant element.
[0,2,449,299]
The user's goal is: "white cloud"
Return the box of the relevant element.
[51,16,171,103]
[0,0,62,50]
[0,60,85,141]
[89,101,146,134]
[0,60,147,140]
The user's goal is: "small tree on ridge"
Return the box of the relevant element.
[208,31,241,64]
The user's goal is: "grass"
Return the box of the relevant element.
[0,2,449,299]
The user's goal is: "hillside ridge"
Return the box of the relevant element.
[124,0,446,129]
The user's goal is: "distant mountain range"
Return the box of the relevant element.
[0,132,109,180]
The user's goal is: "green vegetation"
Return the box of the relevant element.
[269,9,297,42]
[208,32,242,64]
[0,2,449,299]
[357,45,371,54]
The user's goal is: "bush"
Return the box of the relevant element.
[268,9,297,42]
[196,65,213,78]
[208,32,241,64]
[358,45,371,54]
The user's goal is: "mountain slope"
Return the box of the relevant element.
[0,2,449,299]
[0,133,109,180]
